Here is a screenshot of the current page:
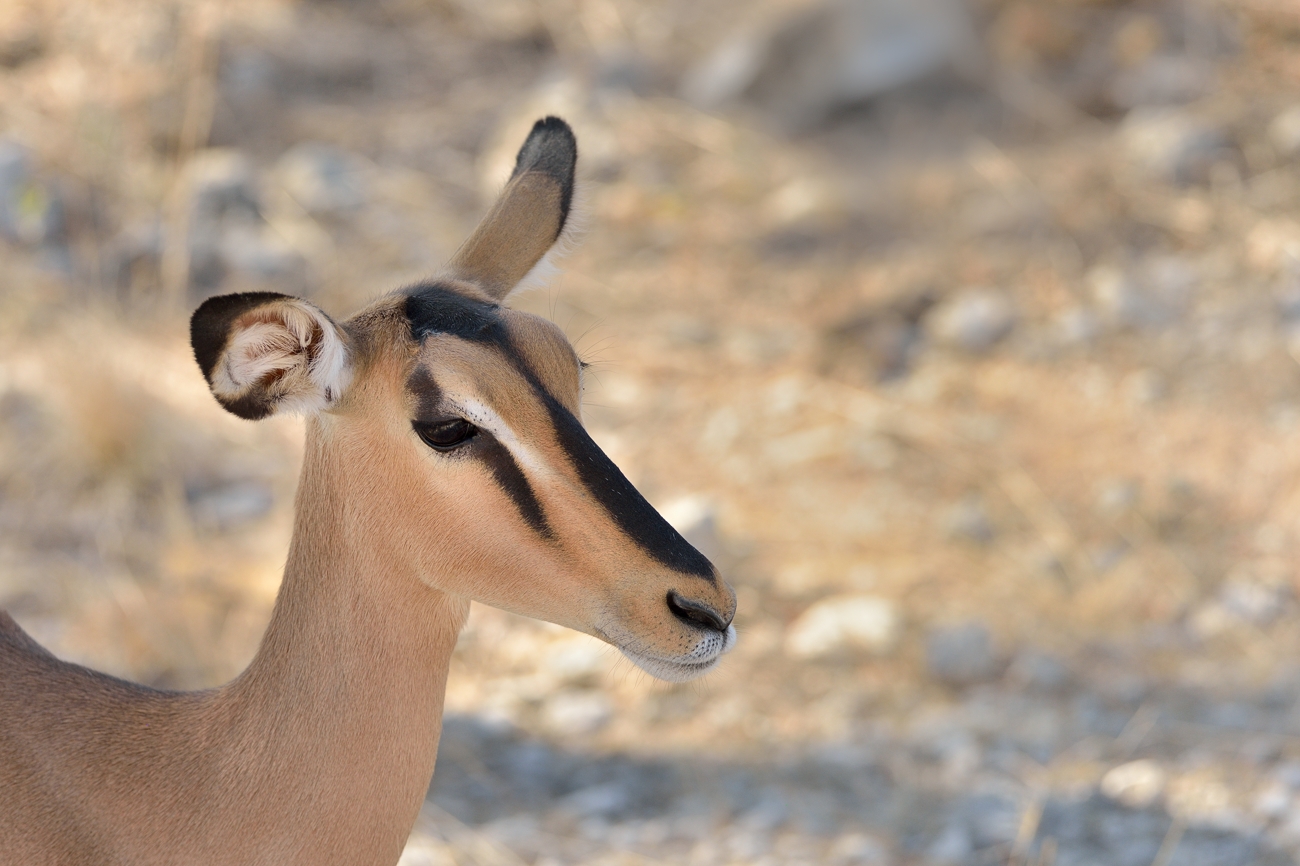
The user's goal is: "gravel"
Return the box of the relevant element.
[418,680,1300,865]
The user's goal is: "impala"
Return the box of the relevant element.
[0,117,736,865]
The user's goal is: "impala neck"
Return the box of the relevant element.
[220,418,467,860]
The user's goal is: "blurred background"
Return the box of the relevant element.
[1,0,1300,863]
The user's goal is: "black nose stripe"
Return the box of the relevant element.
[537,388,715,579]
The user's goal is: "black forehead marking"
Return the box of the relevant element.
[404,282,504,344]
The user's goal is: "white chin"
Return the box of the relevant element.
[620,624,737,683]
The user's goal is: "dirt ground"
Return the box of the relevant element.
[4,0,1300,863]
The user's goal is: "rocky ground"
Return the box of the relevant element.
[4,0,1300,863]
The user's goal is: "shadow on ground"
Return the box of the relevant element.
[428,710,1292,866]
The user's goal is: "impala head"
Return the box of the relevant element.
[189,118,735,682]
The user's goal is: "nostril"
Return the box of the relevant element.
[667,591,731,633]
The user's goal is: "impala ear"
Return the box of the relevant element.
[190,292,353,420]
[447,116,577,301]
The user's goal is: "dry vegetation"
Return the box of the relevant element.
[4,0,1300,863]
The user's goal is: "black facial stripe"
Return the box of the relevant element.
[533,387,715,579]
[406,365,443,419]
[408,361,552,541]
[489,331,714,579]
[402,285,715,579]
[478,435,554,540]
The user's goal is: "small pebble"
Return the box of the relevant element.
[1101,759,1166,809]
[926,622,1000,686]
[925,288,1017,353]
[1119,108,1234,185]
[1270,105,1300,158]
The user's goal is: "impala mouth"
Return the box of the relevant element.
[614,624,738,683]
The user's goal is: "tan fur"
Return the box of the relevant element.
[0,119,734,865]
[0,415,466,864]
[447,174,565,298]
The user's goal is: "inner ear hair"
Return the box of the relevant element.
[191,292,352,421]
[447,116,578,301]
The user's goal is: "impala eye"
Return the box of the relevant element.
[414,418,477,452]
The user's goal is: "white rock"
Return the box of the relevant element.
[1053,306,1102,346]
[1095,478,1140,517]
[543,635,609,683]
[1120,108,1233,185]
[925,288,1016,353]
[396,834,454,866]
[540,690,613,736]
[682,0,979,129]
[1253,780,1292,820]
[1191,574,1291,638]
[1144,254,1200,299]
[1270,105,1300,158]
[828,831,892,864]
[1089,266,1138,323]
[1219,574,1290,625]
[558,782,630,818]
[1088,264,1182,330]
[182,148,315,290]
[785,594,900,659]
[1101,759,1166,808]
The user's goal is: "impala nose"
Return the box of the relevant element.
[666,590,733,633]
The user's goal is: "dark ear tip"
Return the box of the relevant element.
[513,116,577,182]
[532,116,574,138]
